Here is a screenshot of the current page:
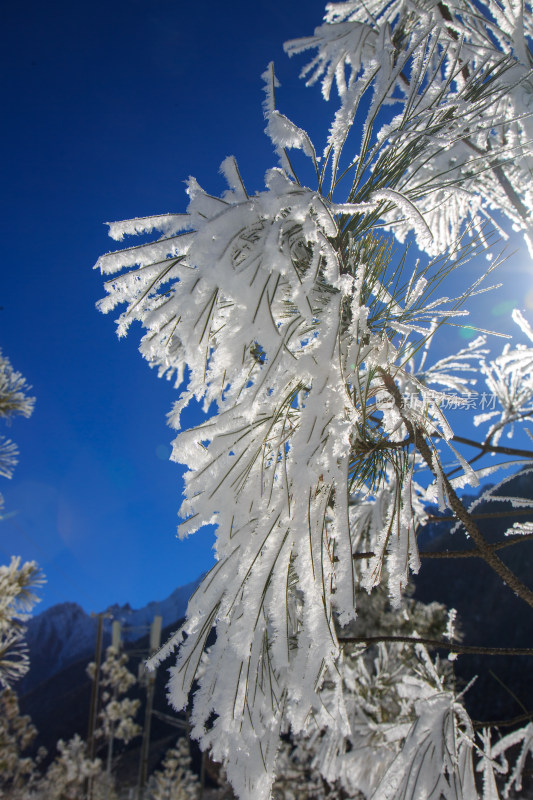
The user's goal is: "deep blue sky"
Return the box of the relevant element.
[1,0,327,614]
[2,0,532,615]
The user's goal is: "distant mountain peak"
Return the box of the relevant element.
[20,574,202,696]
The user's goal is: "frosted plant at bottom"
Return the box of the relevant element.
[279,595,428,791]
[39,735,108,800]
[0,687,44,799]
[96,0,533,798]
[147,738,200,800]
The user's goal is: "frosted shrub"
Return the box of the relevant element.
[39,734,106,800]
[0,687,44,800]
[87,646,141,747]
[147,738,199,800]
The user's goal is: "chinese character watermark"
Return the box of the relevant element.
[402,391,498,411]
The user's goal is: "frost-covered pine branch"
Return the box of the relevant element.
[272,585,461,799]
[0,350,34,515]
[0,557,44,689]
[96,0,533,797]
[0,351,39,688]
[474,309,533,445]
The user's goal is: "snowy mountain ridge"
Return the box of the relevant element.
[20,575,201,695]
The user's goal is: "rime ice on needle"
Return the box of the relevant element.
[96,0,533,797]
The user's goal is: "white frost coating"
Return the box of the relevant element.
[447,442,480,489]
[371,189,434,249]
[284,21,377,100]
[219,155,248,199]
[261,61,279,116]
[474,311,533,445]
[512,307,533,342]
[491,723,533,797]
[329,200,376,214]
[292,0,533,256]
[476,729,504,800]
[265,111,317,162]
[371,693,477,800]
[95,232,193,275]
[106,214,191,242]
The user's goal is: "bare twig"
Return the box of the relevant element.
[418,432,533,606]
[370,415,533,460]
[426,509,533,523]
[437,433,533,460]
[337,634,533,656]
[420,532,533,557]
[353,532,533,560]
[472,710,533,729]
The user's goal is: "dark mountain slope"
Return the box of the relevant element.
[414,471,533,723]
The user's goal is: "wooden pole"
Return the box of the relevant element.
[106,621,122,800]
[87,612,104,800]
[87,613,104,758]
[136,616,162,800]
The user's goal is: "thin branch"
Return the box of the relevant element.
[371,417,533,460]
[353,531,533,560]
[379,368,533,609]
[444,411,533,479]
[421,532,533,557]
[489,669,529,716]
[337,634,533,656]
[419,432,533,606]
[426,509,533,523]
[433,432,533,460]
[472,710,533,729]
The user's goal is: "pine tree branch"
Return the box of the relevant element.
[437,2,470,82]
